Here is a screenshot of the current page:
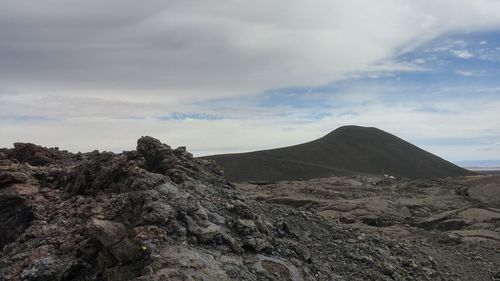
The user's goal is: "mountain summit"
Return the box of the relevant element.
[203,126,472,182]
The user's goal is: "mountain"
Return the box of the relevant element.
[203,125,473,182]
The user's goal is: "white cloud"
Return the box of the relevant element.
[1,84,500,162]
[455,70,479,76]
[476,86,500,93]
[2,0,500,161]
[1,0,500,99]
[451,50,474,59]
[480,40,488,45]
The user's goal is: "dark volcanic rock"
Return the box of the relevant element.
[88,219,127,247]
[0,137,461,281]
[9,143,59,166]
[0,196,34,249]
[238,174,500,281]
[137,136,174,173]
[0,160,35,249]
[0,163,28,187]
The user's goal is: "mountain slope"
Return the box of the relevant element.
[203,126,473,182]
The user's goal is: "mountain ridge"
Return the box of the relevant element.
[203,125,473,182]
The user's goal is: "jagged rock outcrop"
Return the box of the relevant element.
[0,157,35,249]
[0,137,455,280]
[7,143,61,166]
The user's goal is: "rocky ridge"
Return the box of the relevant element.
[1,137,460,280]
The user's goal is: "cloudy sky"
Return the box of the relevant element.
[1,0,500,162]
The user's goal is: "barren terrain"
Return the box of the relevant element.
[238,175,500,280]
[205,126,472,182]
[1,138,499,280]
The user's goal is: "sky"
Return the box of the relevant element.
[1,0,500,162]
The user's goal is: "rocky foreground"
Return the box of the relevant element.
[0,137,495,280]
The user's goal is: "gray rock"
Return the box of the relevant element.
[0,171,28,187]
[87,218,127,247]
[437,219,468,231]
[144,246,229,281]
[415,209,464,230]
[236,219,256,235]
[109,238,143,263]
[255,255,303,281]
[20,257,78,281]
[196,223,222,243]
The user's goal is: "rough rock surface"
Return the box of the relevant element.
[239,175,500,280]
[0,137,479,280]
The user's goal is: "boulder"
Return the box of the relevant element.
[10,143,58,166]
[87,219,127,247]
[109,238,144,263]
[137,136,173,173]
